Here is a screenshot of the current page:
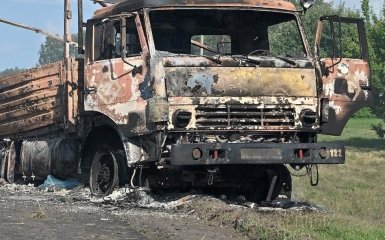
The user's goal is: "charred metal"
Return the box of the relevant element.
[0,0,373,202]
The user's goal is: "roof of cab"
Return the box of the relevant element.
[93,0,297,19]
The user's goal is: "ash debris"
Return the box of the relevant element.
[0,182,328,240]
[0,182,326,213]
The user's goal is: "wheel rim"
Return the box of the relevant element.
[90,150,118,196]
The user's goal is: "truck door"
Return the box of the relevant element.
[84,13,149,130]
[315,16,373,135]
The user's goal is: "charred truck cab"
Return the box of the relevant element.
[0,0,373,202]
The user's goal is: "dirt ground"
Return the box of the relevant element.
[0,183,323,240]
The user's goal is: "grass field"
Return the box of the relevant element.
[264,118,385,239]
[289,118,385,239]
[192,118,385,239]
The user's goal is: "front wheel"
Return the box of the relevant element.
[89,147,119,196]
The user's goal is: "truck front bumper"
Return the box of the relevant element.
[170,142,345,165]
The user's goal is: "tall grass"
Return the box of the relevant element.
[290,118,385,239]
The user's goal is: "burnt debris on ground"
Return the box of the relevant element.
[0,182,326,213]
[0,182,330,240]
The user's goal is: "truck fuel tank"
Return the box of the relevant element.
[17,138,79,181]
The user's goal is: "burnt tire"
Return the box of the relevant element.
[89,147,119,196]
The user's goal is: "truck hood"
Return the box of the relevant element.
[163,56,317,97]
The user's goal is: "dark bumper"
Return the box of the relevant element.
[170,142,345,165]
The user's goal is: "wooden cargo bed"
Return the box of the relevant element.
[0,59,79,138]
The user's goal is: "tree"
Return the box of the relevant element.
[282,0,359,56]
[358,0,385,136]
[38,35,80,65]
[361,0,370,22]
[368,19,385,117]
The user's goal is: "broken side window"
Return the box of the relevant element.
[329,21,360,59]
[122,17,141,57]
[93,22,104,61]
[93,17,141,61]
[318,20,361,59]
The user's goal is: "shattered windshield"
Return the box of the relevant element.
[149,9,306,58]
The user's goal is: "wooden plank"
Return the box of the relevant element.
[0,61,68,137]
[0,99,62,123]
[0,62,62,91]
[0,112,63,136]
[0,77,62,101]
[0,90,58,111]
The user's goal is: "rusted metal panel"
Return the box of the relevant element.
[165,67,317,98]
[320,58,373,135]
[84,58,149,133]
[67,58,81,127]
[0,62,67,138]
[93,0,297,19]
[315,17,373,135]
[321,59,370,102]
[84,13,152,135]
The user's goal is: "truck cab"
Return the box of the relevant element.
[0,0,373,201]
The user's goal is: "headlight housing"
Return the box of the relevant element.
[172,110,192,128]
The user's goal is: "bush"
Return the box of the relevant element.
[353,107,376,118]
[372,123,385,138]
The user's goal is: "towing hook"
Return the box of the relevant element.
[207,169,217,186]
[307,164,319,186]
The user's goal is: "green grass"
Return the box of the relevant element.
[290,118,385,239]
[191,118,385,240]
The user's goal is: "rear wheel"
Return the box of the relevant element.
[89,147,119,196]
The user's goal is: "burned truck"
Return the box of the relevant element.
[0,0,373,201]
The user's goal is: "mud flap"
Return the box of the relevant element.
[6,142,16,183]
[266,173,277,202]
[0,142,17,184]
[265,166,292,202]
[0,143,6,181]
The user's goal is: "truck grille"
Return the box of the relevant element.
[195,105,295,129]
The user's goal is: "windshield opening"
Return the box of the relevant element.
[149,9,306,58]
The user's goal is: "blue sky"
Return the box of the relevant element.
[0,0,383,71]
[0,0,98,70]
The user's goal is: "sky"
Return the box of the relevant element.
[0,0,98,70]
[0,0,383,71]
